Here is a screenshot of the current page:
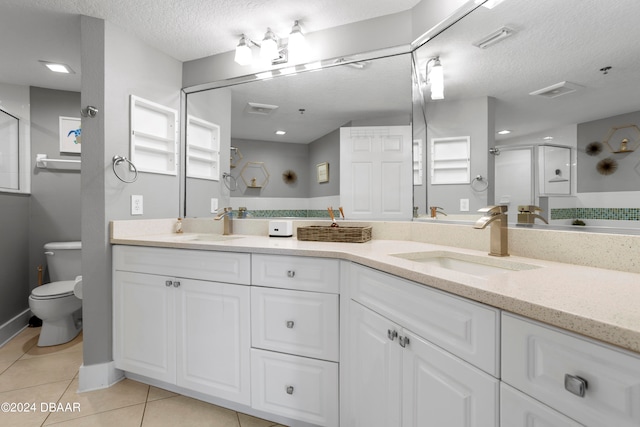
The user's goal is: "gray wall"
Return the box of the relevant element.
[0,194,29,327]
[29,87,81,286]
[186,88,231,217]
[426,96,495,214]
[230,138,310,198]
[577,110,640,193]
[309,129,340,197]
[81,16,182,367]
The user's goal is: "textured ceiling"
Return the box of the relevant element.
[0,0,419,91]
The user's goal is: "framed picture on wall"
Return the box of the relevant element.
[317,162,329,183]
[59,116,81,154]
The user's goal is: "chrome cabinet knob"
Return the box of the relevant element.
[286,321,295,329]
[286,385,294,395]
[564,374,588,397]
[173,280,181,288]
[398,336,410,348]
[165,280,173,287]
[387,329,398,341]
[287,270,296,278]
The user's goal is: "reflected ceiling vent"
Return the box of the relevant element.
[244,102,279,115]
[334,57,370,69]
[529,81,583,99]
[472,26,515,49]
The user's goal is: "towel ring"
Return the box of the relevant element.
[112,155,138,183]
[471,175,489,191]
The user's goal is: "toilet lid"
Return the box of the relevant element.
[31,280,75,299]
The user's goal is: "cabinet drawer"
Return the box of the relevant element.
[251,287,339,361]
[113,245,250,285]
[251,349,339,427]
[501,383,583,427]
[251,254,339,293]
[350,263,500,376]
[502,313,640,427]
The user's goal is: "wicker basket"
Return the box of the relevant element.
[297,225,372,243]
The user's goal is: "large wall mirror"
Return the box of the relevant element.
[184,52,412,220]
[185,0,640,232]
[414,0,640,231]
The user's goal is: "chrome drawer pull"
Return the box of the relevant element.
[165,280,173,287]
[564,374,588,397]
[399,336,410,348]
[286,385,294,395]
[387,329,398,341]
[286,321,295,329]
[173,280,181,288]
[287,270,296,278]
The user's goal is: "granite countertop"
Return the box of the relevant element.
[111,231,640,355]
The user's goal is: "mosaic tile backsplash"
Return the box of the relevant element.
[235,209,335,218]
[551,208,640,221]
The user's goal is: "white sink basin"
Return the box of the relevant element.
[391,251,540,277]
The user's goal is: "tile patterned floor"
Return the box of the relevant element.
[0,327,287,427]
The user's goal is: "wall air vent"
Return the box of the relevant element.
[529,81,583,99]
[244,102,279,116]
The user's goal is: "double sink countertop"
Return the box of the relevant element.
[110,221,640,356]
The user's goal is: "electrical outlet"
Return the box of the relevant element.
[210,198,218,213]
[460,198,470,212]
[131,195,143,215]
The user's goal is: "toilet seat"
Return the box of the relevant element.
[31,280,76,300]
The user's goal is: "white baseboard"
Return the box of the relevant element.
[78,361,124,392]
[0,309,31,347]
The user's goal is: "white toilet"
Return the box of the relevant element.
[28,241,83,347]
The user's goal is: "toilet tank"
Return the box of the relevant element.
[44,241,81,282]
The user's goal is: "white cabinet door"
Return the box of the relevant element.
[348,301,402,427]
[340,125,413,220]
[176,278,250,405]
[113,271,176,383]
[402,329,499,427]
[501,383,584,427]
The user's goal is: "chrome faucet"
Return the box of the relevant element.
[430,206,447,218]
[517,205,548,225]
[214,207,233,235]
[474,205,509,257]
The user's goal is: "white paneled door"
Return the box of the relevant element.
[340,126,413,220]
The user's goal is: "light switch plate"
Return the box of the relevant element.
[131,195,143,215]
[460,198,470,212]
[210,198,218,213]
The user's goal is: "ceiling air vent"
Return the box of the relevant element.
[529,81,583,99]
[244,102,279,116]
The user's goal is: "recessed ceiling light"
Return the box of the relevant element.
[275,130,286,135]
[497,130,511,135]
[39,60,75,74]
[543,136,554,140]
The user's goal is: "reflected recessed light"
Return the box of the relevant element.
[39,60,75,74]
[543,136,554,140]
[275,130,286,135]
[497,130,511,135]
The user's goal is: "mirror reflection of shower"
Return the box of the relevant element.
[494,144,572,224]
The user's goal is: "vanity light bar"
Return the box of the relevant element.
[472,26,515,49]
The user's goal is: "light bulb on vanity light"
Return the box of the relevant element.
[428,57,444,100]
[288,20,308,62]
[261,28,279,61]
[234,35,252,66]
